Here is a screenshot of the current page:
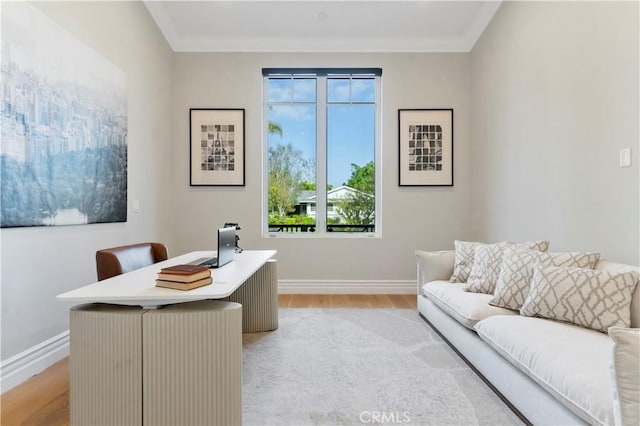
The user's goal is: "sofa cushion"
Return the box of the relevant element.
[490,249,600,311]
[609,327,640,426]
[474,315,613,425]
[466,240,549,295]
[449,240,480,283]
[422,281,517,329]
[521,265,639,333]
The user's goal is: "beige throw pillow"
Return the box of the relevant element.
[490,249,600,311]
[466,240,549,295]
[609,327,640,426]
[415,250,455,285]
[521,265,639,333]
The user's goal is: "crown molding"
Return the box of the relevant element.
[170,35,473,53]
[144,1,181,51]
[145,1,502,53]
[463,1,502,51]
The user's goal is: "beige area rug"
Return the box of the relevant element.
[242,308,524,426]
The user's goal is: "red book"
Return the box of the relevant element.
[157,264,211,282]
[159,264,209,275]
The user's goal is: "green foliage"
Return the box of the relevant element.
[268,214,315,225]
[344,161,375,194]
[267,214,339,226]
[268,121,283,138]
[298,181,333,191]
[336,161,375,225]
[298,181,315,190]
[336,190,375,225]
[268,143,313,217]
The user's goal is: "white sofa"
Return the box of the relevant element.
[416,250,640,426]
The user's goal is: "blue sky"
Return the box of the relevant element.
[267,77,375,187]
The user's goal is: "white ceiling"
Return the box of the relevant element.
[144,0,502,52]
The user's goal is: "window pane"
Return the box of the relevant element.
[267,104,317,233]
[327,78,350,103]
[351,78,375,103]
[327,105,375,232]
[267,78,291,102]
[264,70,379,236]
[293,78,316,102]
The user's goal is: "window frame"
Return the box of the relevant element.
[262,68,382,239]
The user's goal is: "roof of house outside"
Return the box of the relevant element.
[296,190,316,204]
[297,186,372,205]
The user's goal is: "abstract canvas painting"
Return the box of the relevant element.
[0,3,127,227]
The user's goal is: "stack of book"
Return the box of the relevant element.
[155,264,213,290]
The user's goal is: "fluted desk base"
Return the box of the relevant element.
[70,300,242,426]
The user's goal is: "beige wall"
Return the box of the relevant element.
[470,1,639,264]
[171,53,472,280]
[0,1,174,360]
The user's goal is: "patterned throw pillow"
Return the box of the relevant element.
[465,242,509,293]
[466,240,549,294]
[490,249,601,311]
[521,265,639,333]
[449,241,480,283]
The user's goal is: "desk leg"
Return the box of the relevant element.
[224,259,278,332]
[143,300,242,426]
[70,304,144,426]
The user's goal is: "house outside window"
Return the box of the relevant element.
[263,68,381,237]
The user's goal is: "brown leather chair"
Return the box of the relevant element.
[96,242,169,281]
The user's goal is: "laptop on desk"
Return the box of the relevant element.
[193,227,236,268]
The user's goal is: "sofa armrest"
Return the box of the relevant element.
[415,250,455,290]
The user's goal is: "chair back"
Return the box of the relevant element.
[96,242,168,281]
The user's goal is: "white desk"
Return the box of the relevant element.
[57,250,277,308]
[59,250,278,426]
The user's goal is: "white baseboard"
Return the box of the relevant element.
[278,279,417,294]
[1,330,70,394]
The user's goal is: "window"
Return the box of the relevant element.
[263,68,381,237]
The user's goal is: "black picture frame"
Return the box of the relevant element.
[398,109,453,186]
[189,108,245,186]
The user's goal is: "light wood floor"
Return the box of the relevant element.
[278,293,416,309]
[0,294,416,426]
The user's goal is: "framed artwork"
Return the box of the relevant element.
[1,3,127,227]
[190,108,245,186]
[398,109,453,186]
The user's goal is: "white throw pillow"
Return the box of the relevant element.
[466,240,549,295]
[449,240,479,283]
[609,327,640,426]
[490,249,600,311]
[521,265,639,333]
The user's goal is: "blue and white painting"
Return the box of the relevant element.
[0,3,127,227]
